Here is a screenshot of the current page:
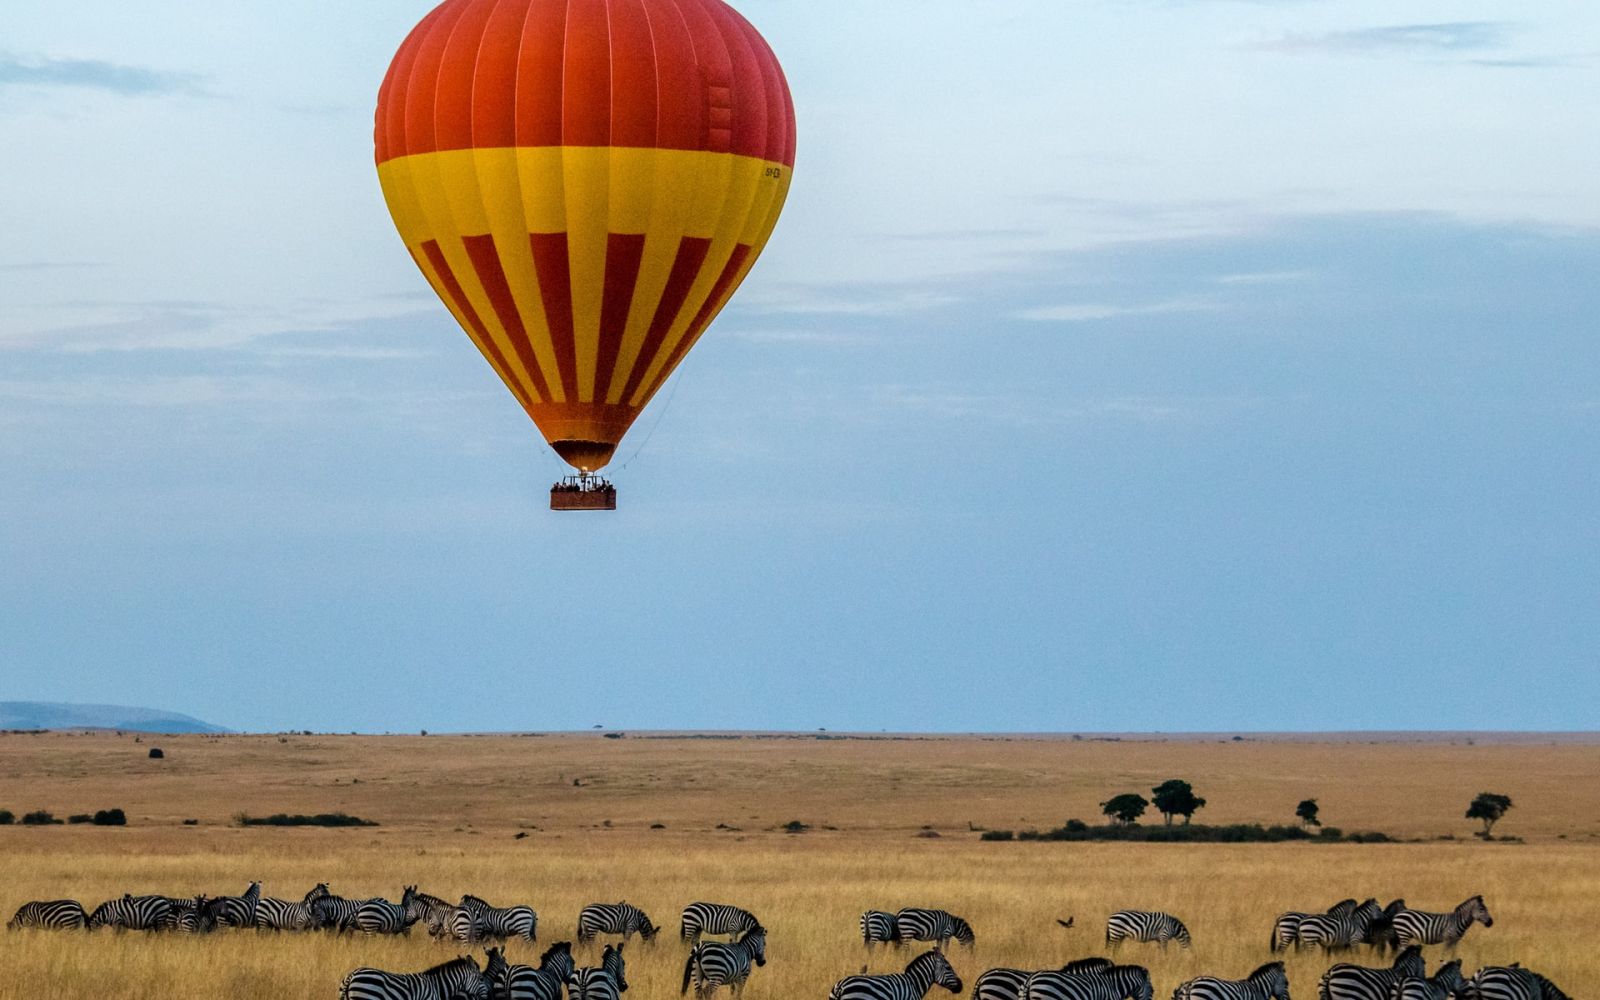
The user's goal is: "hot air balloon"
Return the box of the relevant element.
[375,0,796,510]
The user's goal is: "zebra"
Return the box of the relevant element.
[339,955,489,1000]
[1272,899,1358,952]
[1026,964,1153,1000]
[1464,968,1569,1000]
[493,941,575,1000]
[896,908,976,950]
[404,889,455,935]
[1106,911,1191,949]
[1364,901,1408,952]
[1388,960,1465,1000]
[203,880,261,929]
[577,902,659,943]
[680,924,766,999]
[568,942,630,1000]
[973,958,1114,1000]
[355,887,421,935]
[87,894,172,931]
[453,894,537,942]
[862,910,902,948]
[7,899,88,930]
[1174,962,1290,1000]
[256,884,329,931]
[681,901,760,943]
[829,949,963,1000]
[1299,899,1381,951]
[1317,945,1425,1000]
[316,891,384,932]
[160,895,216,934]
[1390,897,1492,949]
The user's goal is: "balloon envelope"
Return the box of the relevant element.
[376,0,796,471]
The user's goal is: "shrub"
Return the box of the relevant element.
[235,813,378,827]
[21,810,61,825]
[148,748,164,759]
[93,809,127,826]
[0,809,13,825]
[68,814,93,824]
[782,820,809,833]
[980,829,1015,841]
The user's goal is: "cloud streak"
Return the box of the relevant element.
[1258,22,1513,56]
[0,53,203,96]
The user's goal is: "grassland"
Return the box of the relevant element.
[1,731,1596,999]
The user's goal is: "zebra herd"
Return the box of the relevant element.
[1272,898,1493,953]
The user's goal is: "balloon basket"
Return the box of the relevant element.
[551,473,617,511]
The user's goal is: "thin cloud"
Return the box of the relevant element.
[0,53,204,96]
[1258,22,1513,56]
[1017,298,1217,323]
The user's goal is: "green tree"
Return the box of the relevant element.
[1151,779,1207,825]
[1100,794,1149,826]
[1296,799,1321,828]
[1466,792,1513,838]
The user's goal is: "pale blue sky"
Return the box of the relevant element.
[1,2,1596,732]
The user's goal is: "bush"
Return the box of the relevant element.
[0,809,13,825]
[148,748,164,759]
[93,809,127,826]
[68,814,93,824]
[980,829,1015,841]
[235,813,378,827]
[1003,822,1393,843]
[782,820,809,834]
[21,810,62,826]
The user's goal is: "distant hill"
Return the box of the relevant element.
[0,701,229,734]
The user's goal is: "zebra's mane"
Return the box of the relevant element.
[538,941,573,969]
[738,923,767,942]
[1381,899,1407,916]
[419,956,480,977]
[461,894,492,906]
[907,950,951,972]
[1327,898,1358,914]
[1247,962,1286,981]
[1060,958,1114,973]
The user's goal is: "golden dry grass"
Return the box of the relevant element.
[1,731,1596,999]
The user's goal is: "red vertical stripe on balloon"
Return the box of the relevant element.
[562,0,612,148]
[529,232,581,402]
[514,0,567,147]
[607,0,659,148]
[418,240,537,412]
[620,236,712,403]
[643,242,750,399]
[595,232,648,402]
[462,234,555,403]
[469,0,525,149]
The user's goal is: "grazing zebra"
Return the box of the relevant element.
[862,910,902,948]
[160,895,216,934]
[1318,945,1425,1000]
[680,924,766,999]
[203,880,261,929]
[404,889,455,935]
[1026,964,1153,1000]
[1388,960,1465,1000]
[828,949,963,1000]
[256,884,329,932]
[568,942,630,1000]
[1465,968,1569,1000]
[355,887,421,935]
[681,901,760,943]
[7,899,88,930]
[1390,898,1492,949]
[1106,911,1191,950]
[494,941,575,1000]
[1272,900,1358,952]
[577,902,659,943]
[339,955,489,1000]
[316,891,383,932]
[973,958,1114,1000]
[1364,901,1408,952]
[1299,899,1381,951]
[452,894,537,942]
[896,908,976,950]
[1174,962,1290,1000]
[88,894,173,931]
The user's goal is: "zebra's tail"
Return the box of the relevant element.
[681,947,697,996]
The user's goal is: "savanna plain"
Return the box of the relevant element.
[2,731,1597,999]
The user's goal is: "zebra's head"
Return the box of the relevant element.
[1113,965,1155,1000]
[303,883,330,904]
[1250,962,1289,1000]
[1466,896,1492,928]
[1393,947,1425,978]
[910,950,962,995]
[483,946,508,983]
[741,925,767,966]
[951,916,976,947]
[603,943,630,992]
[539,941,576,977]
[86,901,113,928]
[1529,972,1569,1000]
[1432,960,1464,994]
[640,920,661,941]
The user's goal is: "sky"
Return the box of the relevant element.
[1,1,1597,733]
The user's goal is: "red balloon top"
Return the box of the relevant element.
[376,0,796,169]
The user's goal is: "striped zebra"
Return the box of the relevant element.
[973,958,1114,1000]
[1299,899,1381,951]
[862,910,902,948]
[339,955,489,1000]
[578,902,659,943]
[568,942,630,1000]
[256,884,329,932]
[680,924,766,999]
[203,880,261,929]
[1106,911,1191,950]
[88,894,172,931]
[1026,964,1153,1000]
[1364,901,1408,952]
[160,895,216,934]
[1173,962,1290,1000]
[355,887,421,935]
[315,891,383,932]
[1465,968,1569,1000]
[1390,897,1492,949]
[7,899,88,930]
[1317,945,1425,1000]
[828,949,963,1000]
[681,901,760,943]
[404,889,455,935]
[456,894,537,942]
[492,941,575,1000]
[896,908,976,950]
[1272,899,1358,952]
[1388,960,1465,1000]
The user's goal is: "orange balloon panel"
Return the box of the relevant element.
[376,0,796,471]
